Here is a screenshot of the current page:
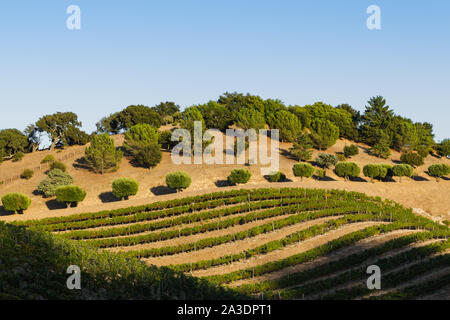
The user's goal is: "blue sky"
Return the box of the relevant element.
[0,0,449,141]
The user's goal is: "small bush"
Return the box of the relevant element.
[13,152,24,162]
[315,168,326,180]
[334,162,360,181]
[400,151,424,167]
[416,146,430,159]
[228,169,251,185]
[268,171,286,182]
[315,153,338,170]
[21,169,34,180]
[55,185,86,207]
[1,193,31,214]
[344,144,359,158]
[50,161,67,172]
[41,155,56,164]
[427,164,450,182]
[336,154,346,162]
[292,163,315,181]
[37,169,74,197]
[112,178,139,200]
[166,172,192,191]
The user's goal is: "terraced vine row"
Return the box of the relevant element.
[23,187,450,300]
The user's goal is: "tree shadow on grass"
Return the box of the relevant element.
[45,199,67,210]
[215,180,231,188]
[150,186,177,196]
[0,206,15,216]
[72,157,93,171]
[99,192,121,203]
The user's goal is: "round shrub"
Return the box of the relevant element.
[427,164,450,182]
[1,193,31,214]
[268,171,286,182]
[112,178,139,200]
[21,169,34,180]
[55,185,86,207]
[166,172,192,191]
[335,162,360,181]
[41,155,56,164]
[228,169,251,185]
[344,144,359,158]
[392,164,414,182]
[336,154,346,162]
[363,164,380,182]
[50,161,66,172]
[315,153,338,170]
[400,151,424,167]
[315,168,326,180]
[292,163,315,181]
[37,169,74,197]
[13,152,24,162]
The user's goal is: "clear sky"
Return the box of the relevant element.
[0,0,449,141]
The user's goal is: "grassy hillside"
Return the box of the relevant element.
[0,221,246,300]
[10,188,450,300]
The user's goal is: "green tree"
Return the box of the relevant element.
[392,164,414,182]
[158,130,177,150]
[427,164,450,182]
[268,171,286,182]
[166,171,192,191]
[35,112,86,150]
[400,151,424,168]
[124,124,162,168]
[264,99,287,127]
[437,139,450,157]
[289,132,314,161]
[360,96,394,146]
[85,134,123,174]
[370,133,391,159]
[0,129,29,159]
[55,185,86,207]
[315,153,338,172]
[363,164,381,183]
[343,144,359,158]
[292,163,315,181]
[235,108,266,130]
[334,162,360,181]
[112,178,139,200]
[196,101,230,132]
[154,101,180,124]
[1,193,31,214]
[269,110,301,142]
[309,119,339,150]
[97,105,162,133]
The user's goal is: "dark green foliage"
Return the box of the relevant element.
[416,145,431,159]
[154,101,180,124]
[196,101,230,132]
[55,185,87,207]
[112,178,139,200]
[268,110,301,142]
[315,168,326,180]
[50,161,67,172]
[315,153,338,170]
[392,164,414,182]
[343,144,359,158]
[268,171,286,182]
[124,124,162,168]
[41,155,56,164]
[292,163,315,181]
[334,162,360,181]
[21,169,34,180]
[97,105,162,134]
[363,164,386,182]
[0,129,29,159]
[235,108,266,130]
[1,193,31,214]
[309,119,339,150]
[13,151,24,162]
[289,133,314,161]
[264,99,287,127]
[437,139,450,157]
[65,126,90,146]
[400,151,424,167]
[158,130,177,150]
[369,133,391,159]
[37,169,74,197]
[166,171,192,191]
[360,96,394,146]
[427,164,450,182]
[85,134,123,174]
[228,169,252,185]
